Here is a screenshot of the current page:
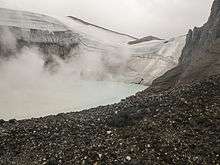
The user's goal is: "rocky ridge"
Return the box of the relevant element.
[151,0,220,91]
[68,16,137,40]
[128,36,163,45]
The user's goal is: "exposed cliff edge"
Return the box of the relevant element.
[68,16,137,40]
[151,0,220,91]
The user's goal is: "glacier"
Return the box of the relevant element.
[55,16,186,84]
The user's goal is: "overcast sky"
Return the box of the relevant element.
[0,0,214,38]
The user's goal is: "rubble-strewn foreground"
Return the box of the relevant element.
[0,75,219,164]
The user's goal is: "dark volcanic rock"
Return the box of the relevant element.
[128,36,162,45]
[0,75,219,165]
[151,0,220,91]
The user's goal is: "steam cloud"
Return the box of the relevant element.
[0,28,144,120]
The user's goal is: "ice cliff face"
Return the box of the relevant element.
[0,7,186,85]
[0,8,79,62]
[126,36,185,85]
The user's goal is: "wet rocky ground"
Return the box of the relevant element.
[0,75,219,165]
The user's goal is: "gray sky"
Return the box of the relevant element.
[0,0,214,38]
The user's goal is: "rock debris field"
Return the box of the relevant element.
[0,75,220,165]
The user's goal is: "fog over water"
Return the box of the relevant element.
[0,48,146,120]
[0,10,148,120]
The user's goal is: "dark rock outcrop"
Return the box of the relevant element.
[151,0,220,91]
[128,36,163,45]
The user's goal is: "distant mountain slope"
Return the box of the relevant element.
[128,36,163,45]
[68,16,137,40]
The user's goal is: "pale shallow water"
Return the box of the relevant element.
[0,80,146,120]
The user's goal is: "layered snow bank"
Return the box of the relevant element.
[126,36,186,85]
[0,8,67,31]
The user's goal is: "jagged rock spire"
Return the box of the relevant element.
[151,0,220,91]
[209,0,220,21]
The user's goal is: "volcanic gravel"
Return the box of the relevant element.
[0,76,220,165]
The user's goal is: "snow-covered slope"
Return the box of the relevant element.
[53,16,135,81]
[55,16,186,84]
[126,36,186,85]
[0,8,186,85]
[0,8,67,31]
